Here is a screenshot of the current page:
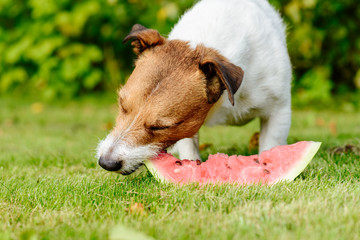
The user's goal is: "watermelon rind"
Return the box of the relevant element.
[144,159,168,184]
[276,141,321,183]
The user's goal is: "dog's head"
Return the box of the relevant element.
[97,24,244,174]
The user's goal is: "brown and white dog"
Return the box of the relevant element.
[97,0,292,175]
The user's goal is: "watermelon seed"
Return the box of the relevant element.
[263,169,270,174]
[196,160,201,165]
[225,164,232,169]
[175,161,182,166]
[263,162,267,166]
[254,158,260,164]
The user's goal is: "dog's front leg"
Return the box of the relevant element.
[259,105,291,153]
[170,132,201,161]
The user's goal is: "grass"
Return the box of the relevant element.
[0,95,360,240]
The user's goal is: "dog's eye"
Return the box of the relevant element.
[118,96,128,114]
[149,125,171,131]
[148,120,184,131]
[120,105,128,114]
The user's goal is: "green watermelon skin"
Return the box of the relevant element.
[145,141,321,185]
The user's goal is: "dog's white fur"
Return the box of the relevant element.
[97,134,160,174]
[169,0,292,160]
[97,0,291,168]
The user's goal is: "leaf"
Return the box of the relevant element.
[25,37,65,63]
[284,1,301,23]
[127,202,146,215]
[302,0,317,8]
[84,69,102,89]
[330,144,360,155]
[248,132,260,152]
[297,66,332,104]
[0,68,28,92]
[28,0,58,18]
[5,37,33,64]
[354,69,360,89]
[199,143,213,151]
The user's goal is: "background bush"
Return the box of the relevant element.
[0,0,359,105]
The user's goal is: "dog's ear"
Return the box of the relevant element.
[123,24,166,55]
[199,49,244,106]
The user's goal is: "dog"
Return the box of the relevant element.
[97,0,292,175]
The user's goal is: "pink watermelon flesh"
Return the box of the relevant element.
[145,141,321,185]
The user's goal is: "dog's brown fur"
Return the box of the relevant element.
[113,25,244,150]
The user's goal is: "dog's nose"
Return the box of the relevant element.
[98,156,123,171]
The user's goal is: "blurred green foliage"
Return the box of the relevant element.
[270,0,360,107]
[0,0,359,105]
[0,0,194,99]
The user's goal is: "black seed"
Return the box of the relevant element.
[196,160,201,165]
[175,161,182,166]
[263,169,270,174]
[263,162,267,166]
[254,158,260,164]
[226,164,232,169]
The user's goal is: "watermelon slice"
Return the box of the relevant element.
[145,141,321,185]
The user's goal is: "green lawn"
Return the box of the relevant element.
[0,96,359,240]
